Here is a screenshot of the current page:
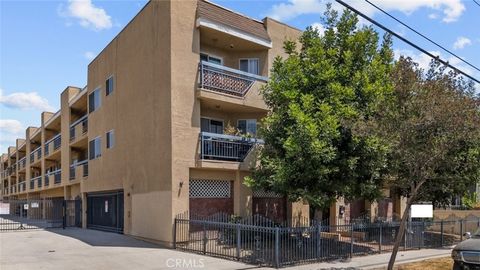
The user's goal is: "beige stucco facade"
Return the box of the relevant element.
[0,0,404,245]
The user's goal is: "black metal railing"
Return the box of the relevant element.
[174,213,480,268]
[199,132,263,162]
[44,175,49,187]
[198,61,267,97]
[70,115,88,141]
[69,160,88,180]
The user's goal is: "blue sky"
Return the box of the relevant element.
[1,0,479,153]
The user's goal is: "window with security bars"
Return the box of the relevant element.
[189,179,231,198]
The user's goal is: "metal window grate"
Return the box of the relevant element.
[189,179,231,198]
[252,189,283,198]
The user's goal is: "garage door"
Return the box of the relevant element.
[189,179,233,218]
[87,190,124,233]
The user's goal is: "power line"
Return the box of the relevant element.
[473,0,480,8]
[334,0,480,84]
[364,0,480,73]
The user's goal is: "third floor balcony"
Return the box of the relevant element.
[70,115,88,144]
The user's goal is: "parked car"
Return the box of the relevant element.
[452,228,480,270]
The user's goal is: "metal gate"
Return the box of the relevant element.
[0,198,64,231]
[64,199,82,228]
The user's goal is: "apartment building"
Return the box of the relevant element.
[0,0,405,245]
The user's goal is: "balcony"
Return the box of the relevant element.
[70,115,88,143]
[199,132,263,162]
[46,169,61,185]
[45,134,61,157]
[18,157,26,170]
[19,181,26,192]
[30,146,42,164]
[198,61,267,97]
[30,177,41,190]
[69,160,88,180]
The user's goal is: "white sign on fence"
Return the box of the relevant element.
[411,204,433,218]
[31,202,39,208]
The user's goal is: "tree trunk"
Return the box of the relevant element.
[387,196,414,270]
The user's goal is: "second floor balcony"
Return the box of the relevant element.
[198,61,268,97]
[69,160,88,180]
[46,169,62,185]
[199,132,263,162]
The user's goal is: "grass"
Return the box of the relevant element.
[397,257,453,270]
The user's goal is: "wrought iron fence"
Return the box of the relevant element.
[198,61,267,97]
[199,132,263,162]
[174,213,480,268]
[0,198,82,231]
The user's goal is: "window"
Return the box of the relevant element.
[237,119,257,136]
[106,130,115,149]
[200,53,222,65]
[89,137,101,160]
[88,88,101,113]
[106,76,114,96]
[239,58,259,75]
[201,117,224,134]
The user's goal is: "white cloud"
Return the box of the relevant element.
[428,13,438,19]
[84,51,96,60]
[453,36,472,50]
[0,120,23,135]
[394,49,474,76]
[311,22,326,35]
[268,0,464,23]
[0,89,55,111]
[60,0,112,31]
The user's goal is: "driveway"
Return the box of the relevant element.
[0,228,255,270]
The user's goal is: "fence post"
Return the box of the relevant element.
[203,222,207,255]
[378,223,382,253]
[236,223,241,260]
[421,221,425,249]
[275,227,280,268]
[173,218,177,249]
[62,200,66,229]
[460,219,464,242]
[350,224,354,258]
[316,224,322,259]
[440,220,444,247]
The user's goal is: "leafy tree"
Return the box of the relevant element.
[245,6,394,209]
[383,57,480,270]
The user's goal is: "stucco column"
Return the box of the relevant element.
[365,200,378,222]
[287,200,310,227]
[330,198,350,227]
[233,171,252,216]
[81,192,87,229]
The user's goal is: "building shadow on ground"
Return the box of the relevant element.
[45,227,162,248]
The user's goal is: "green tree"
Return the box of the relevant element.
[383,57,480,270]
[245,6,394,209]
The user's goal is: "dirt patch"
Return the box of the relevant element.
[397,257,453,270]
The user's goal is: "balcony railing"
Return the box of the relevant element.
[31,146,42,163]
[199,132,263,162]
[198,61,268,97]
[46,169,62,185]
[45,134,61,156]
[18,157,26,170]
[44,175,49,187]
[70,115,88,141]
[19,181,26,192]
[69,160,88,180]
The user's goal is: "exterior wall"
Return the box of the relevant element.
[85,0,173,242]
